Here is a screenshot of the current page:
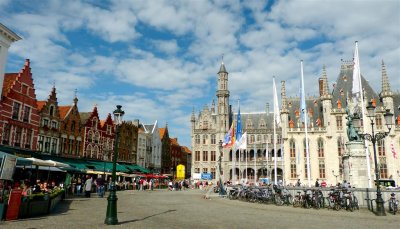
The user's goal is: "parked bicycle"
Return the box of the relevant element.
[388,193,399,215]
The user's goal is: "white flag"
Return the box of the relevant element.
[273,77,281,126]
[352,41,362,103]
[237,132,247,150]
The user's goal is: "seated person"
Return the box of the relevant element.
[32,180,42,193]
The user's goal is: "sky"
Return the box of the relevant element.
[1,0,399,149]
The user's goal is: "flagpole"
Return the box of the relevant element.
[281,142,284,186]
[232,146,236,184]
[245,148,248,182]
[266,141,269,181]
[301,61,311,188]
[254,142,257,184]
[354,41,372,188]
[273,77,278,185]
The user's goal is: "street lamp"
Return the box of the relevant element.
[352,102,393,216]
[332,170,340,186]
[105,105,124,225]
[218,140,226,195]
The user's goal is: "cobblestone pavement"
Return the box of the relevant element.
[1,189,399,229]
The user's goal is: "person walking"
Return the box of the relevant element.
[84,175,93,198]
[96,175,105,197]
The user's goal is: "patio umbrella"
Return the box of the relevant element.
[25,158,55,166]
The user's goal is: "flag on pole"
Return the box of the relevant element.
[296,143,300,164]
[273,77,281,126]
[352,41,362,104]
[300,61,307,123]
[235,102,242,148]
[236,104,242,140]
[222,122,235,148]
[391,142,398,159]
[237,132,247,150]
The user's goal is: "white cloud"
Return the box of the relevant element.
[151,39,179,54]
[1,0,399,149]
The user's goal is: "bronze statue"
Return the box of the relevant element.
[346,108,361,141]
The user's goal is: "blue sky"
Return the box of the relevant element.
[1,0,399,149]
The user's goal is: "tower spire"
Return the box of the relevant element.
[381,60,392,97]
[319,65,332,100]
[281,81,288,112]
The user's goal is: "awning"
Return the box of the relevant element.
[25,158,55,166]
[124,164,150,174]
[46,160,70,168]
[0,151,32,166]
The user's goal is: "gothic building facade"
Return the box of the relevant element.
[191,62,283,183]
[191,59,400,187]
[282,60,400,187]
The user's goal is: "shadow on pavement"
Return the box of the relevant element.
[119,209,177,225]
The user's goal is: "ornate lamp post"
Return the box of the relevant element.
[352,102,393,216]
[105,105,124,225]
[218,140,226,195]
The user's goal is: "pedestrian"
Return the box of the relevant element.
[76,176,82,196]
[296,179,301,187]
[84,175,93,198]
[315,179,320,187]
[96,175,105,197]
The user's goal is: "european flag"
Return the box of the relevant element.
[235,105,242,143]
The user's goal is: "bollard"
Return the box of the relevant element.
[365,198,371,211]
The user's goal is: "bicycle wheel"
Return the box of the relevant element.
[334,202,341,211]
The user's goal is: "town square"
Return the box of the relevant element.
[0,0,400,228]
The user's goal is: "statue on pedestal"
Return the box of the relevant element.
[345,108,361,141]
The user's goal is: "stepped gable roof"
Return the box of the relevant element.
[2,73,18,97]
[286,96,323,127]
[331,61,381,108]
[36,101,46,111]
[58,106,72,119]
[79,112,91,124]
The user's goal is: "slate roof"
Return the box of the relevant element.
[233,111,278,131]
[331,61,381,108]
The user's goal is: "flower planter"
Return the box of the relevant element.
[49,194,62,212]
[28,199,50,217]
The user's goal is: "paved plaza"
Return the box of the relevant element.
[1,189,399,229]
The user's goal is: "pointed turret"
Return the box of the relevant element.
[211,99,215,114]
[73,91,78,106]
[281,81,288,112]
[379,60,394,113]
[381,60,392,98]
[218,61,227,74]
[319,65,332,100]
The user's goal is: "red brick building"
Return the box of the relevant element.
[36,86,61,155]
[80,106,103,159]
[0,59,40,150]
[59,96,82,158]
[100,113,115,161]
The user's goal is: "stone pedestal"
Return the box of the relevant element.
[343,141,370,188]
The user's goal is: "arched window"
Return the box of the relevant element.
[195,135,200,144]
[246,119,253,129]
[317,138,324,157]
[202,135,208,144]
[85,145,92,158]
[259,119,266,128]
[257,135,261,143]
[289,139,296,158]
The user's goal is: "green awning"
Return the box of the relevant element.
[124,164,150,174]
[0,151,32,166]
[87,161,129,173]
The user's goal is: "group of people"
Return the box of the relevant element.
[168,180,189,191]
